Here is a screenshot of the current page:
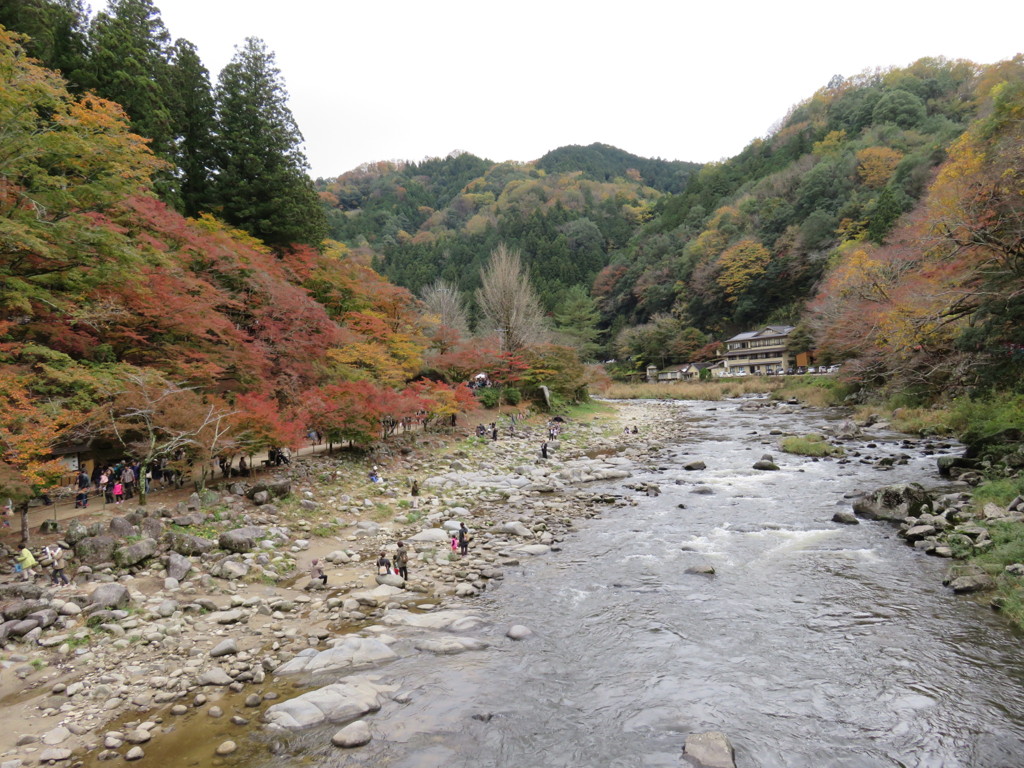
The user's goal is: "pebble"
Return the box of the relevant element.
[216,740,237,756]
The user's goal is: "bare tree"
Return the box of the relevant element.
[421,279,469,339]
[94,370,237,502]
[475,243,548,352]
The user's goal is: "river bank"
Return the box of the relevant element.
[0,396,1018,767]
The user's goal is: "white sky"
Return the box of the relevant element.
[150,0,1023,180]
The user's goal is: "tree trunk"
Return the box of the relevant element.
[18,499,30,547]
[138,461,149,506]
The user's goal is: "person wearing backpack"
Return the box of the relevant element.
[458,523,471,556]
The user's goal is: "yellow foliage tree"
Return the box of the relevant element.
[857,146,904,189]
[715,238,771,302]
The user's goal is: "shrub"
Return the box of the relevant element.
[502,387,522,405]
[780,434,845,457]
[476,387,500,408]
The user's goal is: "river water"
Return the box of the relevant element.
[269,398,1024,768]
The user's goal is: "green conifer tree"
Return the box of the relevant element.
[212,37,326,249]
[167,38,216,217]
[85,0,175,158]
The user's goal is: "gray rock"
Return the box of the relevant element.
[108,517,136,538]
[65,519,89,545]
[375,574,405,588]
[219,527,265,554]
[216,741,237,756]
[506,625,532,640]
[853,483,933,522]
[125,747,145,761]
[206,609,245,625]
[197,667,234,686]
[414,636,489,654]
[274,637,397,675]
[42,726,71,746]
[165,532,217,556]
[263,677,393,730]
[684,730,736,768]
[88,583,131,609]
[167,552,193,581]
[210,639,238,658]
[496,521,532,537]
[684,461,707,471]
[752,460,779,471]
[832,510,859,525]
[211,559,250,580]
[38,749,73,762]
[75,535,118,564]
[113,537,158,568]
[408,528,450,543]
[331,720,372,748]
[946,565,996,594]
[252,490,270,506]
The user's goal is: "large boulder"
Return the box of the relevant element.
[109,517,137,538]
[247,479,291,501]
[113,538,159,568]
[75,535,118,564]
[263,677,394,731]
[166,552,193,582]
[210,559,250,580]
[274,637,397,675]
[166,531,217,556]
[64,519,90,546]
[945,564,996,594]
[219,527,264,554]
[88,583,131,610]
[853,483,933,522]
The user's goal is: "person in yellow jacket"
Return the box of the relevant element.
[15,546,38,581]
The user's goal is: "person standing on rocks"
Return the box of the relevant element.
[46,545,70,587]
[541,441,548,459]
[377,551,392,575]
[458,523,470,556]
[394,541,409,580]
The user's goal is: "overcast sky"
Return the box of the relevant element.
[150,0,1023,179]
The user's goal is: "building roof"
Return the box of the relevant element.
[724,325,794,343]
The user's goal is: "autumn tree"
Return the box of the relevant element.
[476,243,548,352]
[91,369,237,500]
[857,146,904,189]
[212,37,326,249]
[0,374,84,545]
[715,238,772,303]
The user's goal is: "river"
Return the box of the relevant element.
[262,398,1024,768]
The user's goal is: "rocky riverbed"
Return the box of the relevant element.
[0,397,1020,768]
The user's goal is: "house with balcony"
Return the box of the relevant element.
[718,325,795,375]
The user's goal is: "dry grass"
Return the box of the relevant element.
[598,379,786,401]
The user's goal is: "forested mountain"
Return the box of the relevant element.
[317,149,682,313]
[318,56,1024,393]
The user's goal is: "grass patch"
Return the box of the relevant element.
[404,510,424,524]
[310,522,339,538]
[64,633,91,649]
[780,434,845,457]
[600,379,786,401]
[971,477,1024,512]
[966,520,1024,630]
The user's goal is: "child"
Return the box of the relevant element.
[113,482,124,504]
[451,535,458,552]
[15,546,38,581]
